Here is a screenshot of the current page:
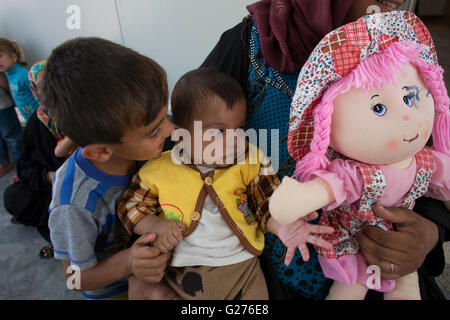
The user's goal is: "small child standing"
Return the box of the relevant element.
[118,68,334,299]
[0,38,39,123]
[0,72,23,176]
[4,62,66,256]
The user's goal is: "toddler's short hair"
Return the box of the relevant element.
[171,68,245,128]
[40,37,168,147]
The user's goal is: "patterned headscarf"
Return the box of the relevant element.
[28,60,46,92]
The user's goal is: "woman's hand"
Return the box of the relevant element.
[345,0,407,23]
[127,233,171,283]
[356,205,439,280]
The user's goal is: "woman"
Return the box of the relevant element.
[201,0,448,300]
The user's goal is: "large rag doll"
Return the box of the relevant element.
[269,11,450,300]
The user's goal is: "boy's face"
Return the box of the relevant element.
[109,105,175,161]
[185,96,247,165]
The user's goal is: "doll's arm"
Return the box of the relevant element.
[269,176,335,225]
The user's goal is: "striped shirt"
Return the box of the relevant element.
[49,148,133,299]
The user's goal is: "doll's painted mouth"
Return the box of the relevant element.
[403,134,419,143]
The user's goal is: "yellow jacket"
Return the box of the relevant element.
[128,144,276,256]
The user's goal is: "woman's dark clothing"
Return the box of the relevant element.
[4,112,66,242]
[201,15,449,300]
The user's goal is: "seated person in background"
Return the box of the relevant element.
[4,61,67,258]
[118,68,334,300]
[27,61,77,160]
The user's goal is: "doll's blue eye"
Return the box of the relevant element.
[372,103,387,116]
[403,95,413,107]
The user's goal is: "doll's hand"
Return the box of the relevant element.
[152,219,185,253]
[356,205,438,280]
[278,211,334,266]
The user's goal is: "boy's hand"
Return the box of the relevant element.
[152,220,185,253]
[278,211,334,266]
[128,233,171,283]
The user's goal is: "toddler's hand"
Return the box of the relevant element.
[153,219,185,253]
[278,211,334,266]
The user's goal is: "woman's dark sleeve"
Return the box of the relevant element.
[16,113,65,191]
[200,20,250,95]
[413,197,450,277]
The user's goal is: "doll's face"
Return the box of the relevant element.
[330,62,434,165]
[0,51,17,72]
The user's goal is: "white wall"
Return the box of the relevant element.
[0,0,123,67]
[116,0,253,92]
[0,0,254,92]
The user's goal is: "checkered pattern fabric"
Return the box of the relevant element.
[288,11,438,163]
[247,161,281,233]
[117,173,161,235]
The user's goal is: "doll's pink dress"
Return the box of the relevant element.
[310,147,450,291]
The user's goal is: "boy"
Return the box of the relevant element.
[118,68,334,299]
[40,37,175,299]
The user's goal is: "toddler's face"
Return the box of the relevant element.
[0,51,17,73]
[110,104,175,162]
[185,96,247,166]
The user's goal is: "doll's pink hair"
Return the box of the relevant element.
[294,41,450,181]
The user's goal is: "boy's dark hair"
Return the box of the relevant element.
[171,67,245,127]
[40,37,168,147]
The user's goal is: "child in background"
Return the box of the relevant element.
[118,68,334,300]
[0,38,39,123]
[41,37,176,300]
[0,72,22,176]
